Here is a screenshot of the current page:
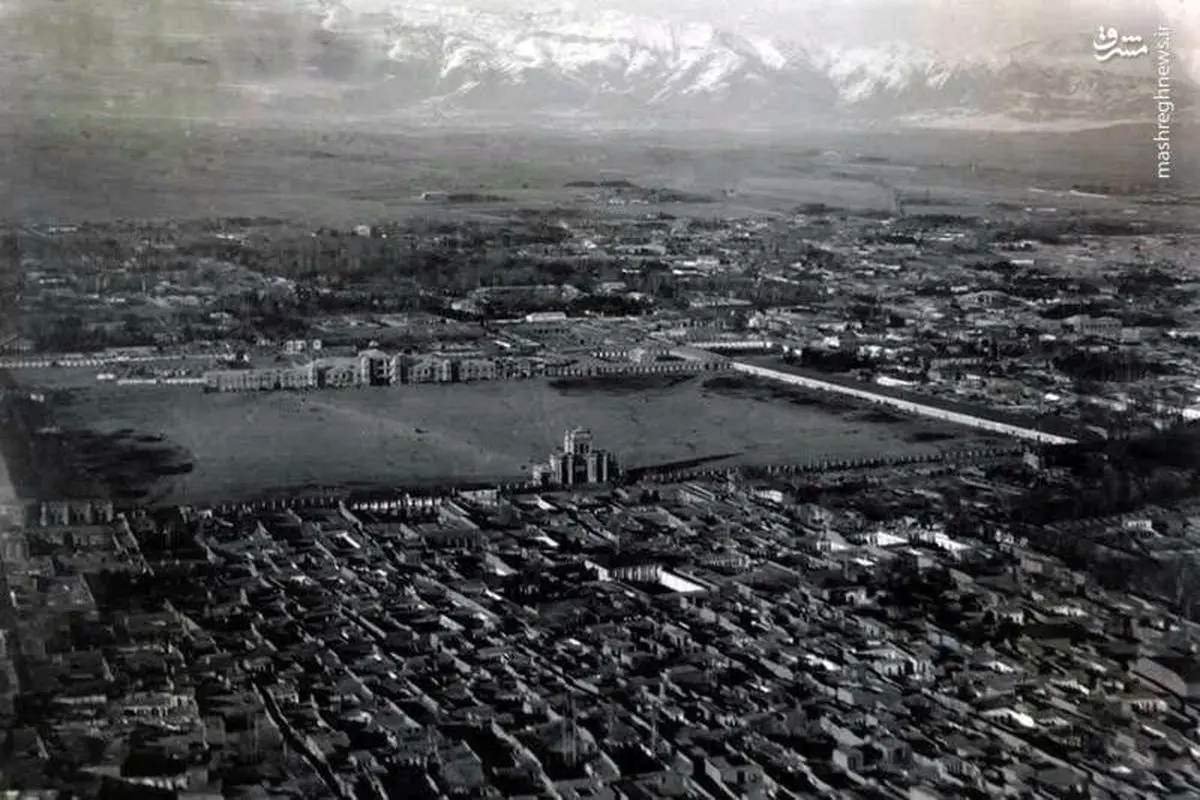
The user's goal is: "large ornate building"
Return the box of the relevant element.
[534,428,617,488]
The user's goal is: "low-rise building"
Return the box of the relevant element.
[454,358,497,382]
[316,358,363,389]
[204,364,316,392]
[404,356,453,384]
[358,349,396,386]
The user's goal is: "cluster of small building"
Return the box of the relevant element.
[8,460,1200,798]
[8,174,1200,800]
[730,223,1200,432]
[12,207,1200,444]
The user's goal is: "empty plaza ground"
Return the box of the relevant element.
[45,376,1007,506]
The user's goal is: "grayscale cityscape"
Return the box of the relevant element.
[0,0,1198,797]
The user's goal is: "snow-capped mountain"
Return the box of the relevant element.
[276,2,1194,128]
[9,0,1184,129]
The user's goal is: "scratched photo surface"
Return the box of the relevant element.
[2,1,1200,799]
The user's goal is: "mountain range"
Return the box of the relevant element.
[282,1,1196,129]
[4,0,1196,130]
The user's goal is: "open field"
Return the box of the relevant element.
[45,376,1007,505]
[3,118,1196,225]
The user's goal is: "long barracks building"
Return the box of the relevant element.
[730,360,1079,446]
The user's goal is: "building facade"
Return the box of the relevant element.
[454,358,498,382]
[359,349,396,386]
[404,357,454,384]
[204,364,316,392]
[541,428,617,488]
[317,359,362,389]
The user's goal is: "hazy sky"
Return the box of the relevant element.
[4,0,1194,47]
[373,0,1196,51]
